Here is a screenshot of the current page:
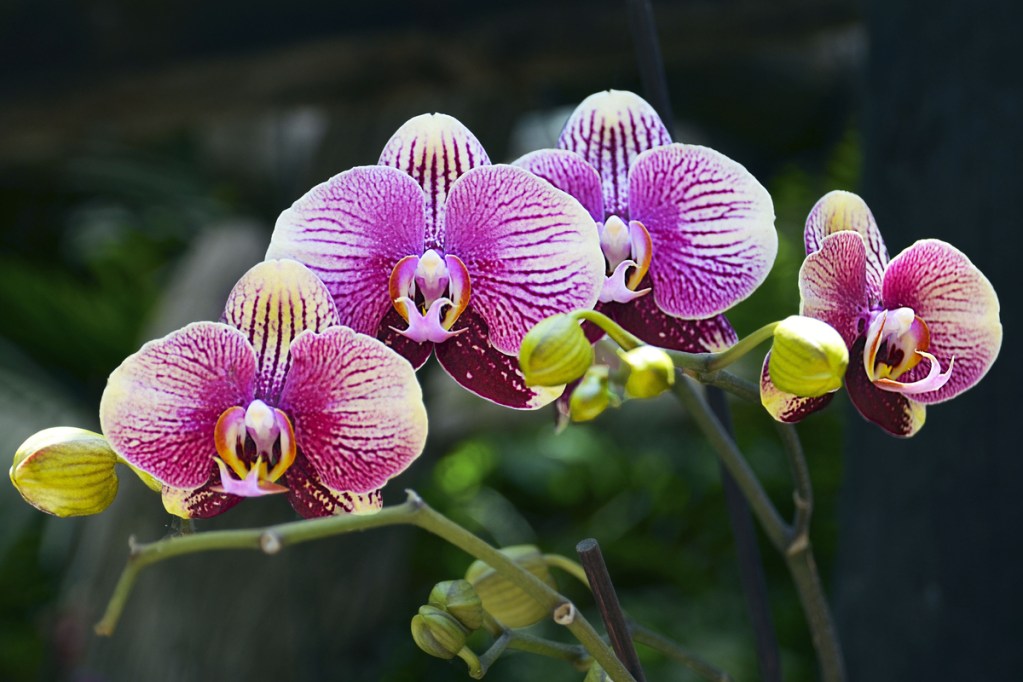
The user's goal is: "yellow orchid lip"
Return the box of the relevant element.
[388,251,472,343]
[212,400,296,497]
[864,308,953,395]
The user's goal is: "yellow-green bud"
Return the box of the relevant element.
[584,662,610,682]
[618,346,675,398]
[464,545,557,628]
[519,314,594,387]
[769,315,849,397]
[569,366,618,422]
[428,579,484,631]
[10,427,120,517]
[411,605,469,659]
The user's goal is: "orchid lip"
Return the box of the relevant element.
[597,217,653,303]
[389,252,471,343]
[864,306,955,396]
[391,297,468,344]
[213,400,296,497]
[874,351,955,395]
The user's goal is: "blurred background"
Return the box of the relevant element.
[1,0,1019,680]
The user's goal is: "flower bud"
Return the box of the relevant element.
[584,662,610,682]
[464,545,557,628]
[569,366,618,422]
[10,427,119,517]
[519,314,594,387]
[769,315,849,397]
[618,346,675,398]
[411,605,469,660]
[428,579,484,631]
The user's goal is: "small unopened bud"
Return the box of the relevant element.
[10,428,120,517]
[769,315,849,397]
[569,366,618,422]
[411,605,469,660]
[618,346,675,398]
[519,314,594,387]
[465,545,557,628]
[428,579,484,631]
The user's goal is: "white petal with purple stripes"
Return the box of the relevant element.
[629,144,777,320]
[279,326,427,494]
[442,164,604,355]
[798,231,870,346]
[267,166,427,336]
[804,190,888,300]
[558,90,672,219]
[100,322,257,489]
[513,149,605,222]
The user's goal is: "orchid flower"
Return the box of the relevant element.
[760,190,1002,437]
[267,114,604,409]
[513,90,778,354]
[99,259,428,518]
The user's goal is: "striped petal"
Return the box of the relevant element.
[279,326,427,494]
[804,191,888,300]
[161,463,243,519]
[846,338,926,437]
[558,90,672,219]
[798,231,871,346]
[443,164,604,355]
[629,144,777,319]
[284,455,384,519]
[222,259,340,404]
[513,149,605,221]
[435,307,565,409]
[266,165,427,336]
[880,239,1002,404]
[759,353,835,423]
[379,113,490,250]
[600,286,738,353]
[100,322,256,489]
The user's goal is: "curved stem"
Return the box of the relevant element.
[785,547,845,681]
[505,631,590,668]
[95,491,636,682]
[629,622,735,682]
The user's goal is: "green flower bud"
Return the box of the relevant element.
[465,545,557,628]
[618,346,675,398]
[519,314,594,387]
[569,366,618,422]
[769,315,849,397]
[411,605,469,660]
[10,427,119,517]
[428,579,484,631]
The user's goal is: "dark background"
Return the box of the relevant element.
[0,1,1018,680]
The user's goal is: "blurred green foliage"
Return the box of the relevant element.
[0,121,860,681]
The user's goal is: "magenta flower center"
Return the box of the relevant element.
[597,216,653,304]
[387,250,471,344]
[212,399,296,497]
[864,307,954,395]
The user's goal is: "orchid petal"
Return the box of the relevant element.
[100,322,256,489]
[435,307,565,409]
[881,239,1001,404]
[161,463,243,519]
[379,113,490,249]
[279,326,427,494]
[626,220,653,290]
[874,351,954,395]
[600,288,738,353]
[558,90,672,218]
[804,190,888,299]
[629,144,777,319]
[759,353,835,423]
[798,231,870,346]
[845,338,926,437]
[513,149,604,221]
[442,254,471,329]
[443,164,604,355]
[222,259,340,404]
[267,165,426,336]
[284,455,384,519]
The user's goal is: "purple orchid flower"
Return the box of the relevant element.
[99,259,428,518]
[267,114,605,409]
[760,191,1002,437]
[513,90,778,354]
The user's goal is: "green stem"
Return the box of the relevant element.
[95,491,636,682]
[506,631,590,669]
[544,553,591,587]
[670,378,789,551]
[629,623,735,682]
[785,548,845,681]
